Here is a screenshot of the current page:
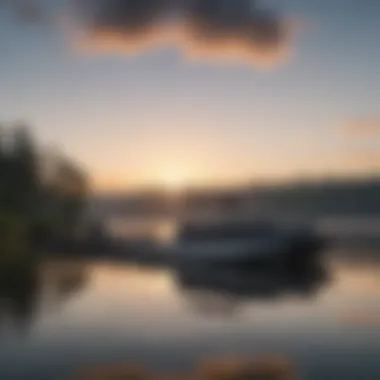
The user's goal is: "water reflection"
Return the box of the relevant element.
[0,260,89,334]
[39,261,89,302]
[174,260,329,316]
[1,250,380,380]
[75,356,299,380]
[0,255,329,331]
[0,264,39,332]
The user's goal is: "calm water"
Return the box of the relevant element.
[0,249,380,379]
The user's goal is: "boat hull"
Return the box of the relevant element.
[168,235,323,265]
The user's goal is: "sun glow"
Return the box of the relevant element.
[161,170,186,191]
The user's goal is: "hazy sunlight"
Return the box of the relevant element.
[160,170,187,192]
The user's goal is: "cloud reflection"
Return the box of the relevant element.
[75,355,299,380]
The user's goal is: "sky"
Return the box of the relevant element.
[1,0,380,192]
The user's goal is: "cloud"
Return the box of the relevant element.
[342,117,380,137]
[73,0,294,67]
[182,0,292,65]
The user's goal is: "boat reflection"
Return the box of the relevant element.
[174,258,329,315]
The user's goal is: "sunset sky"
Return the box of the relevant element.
[1,0,380,191]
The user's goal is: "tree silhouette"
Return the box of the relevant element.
[0,122,88,259]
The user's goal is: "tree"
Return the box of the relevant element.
[0,122,89,256]
[38,152,89,241]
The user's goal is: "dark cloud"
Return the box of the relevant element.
[77,0,169,34]
[182,0,291,65]
[72,0,172,53]
[0,0,294,65]
[186,0,283,46]
[74,0,293,66]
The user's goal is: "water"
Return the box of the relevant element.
[0,249,380,380]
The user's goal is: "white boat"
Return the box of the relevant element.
[164,219,323,264]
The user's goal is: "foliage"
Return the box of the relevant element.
[0,122,88,259]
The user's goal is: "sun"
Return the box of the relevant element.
[161,170,186,191]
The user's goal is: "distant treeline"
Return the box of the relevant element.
[243,178,380,217]
[92,178,380,218]
[0,123,88,262]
